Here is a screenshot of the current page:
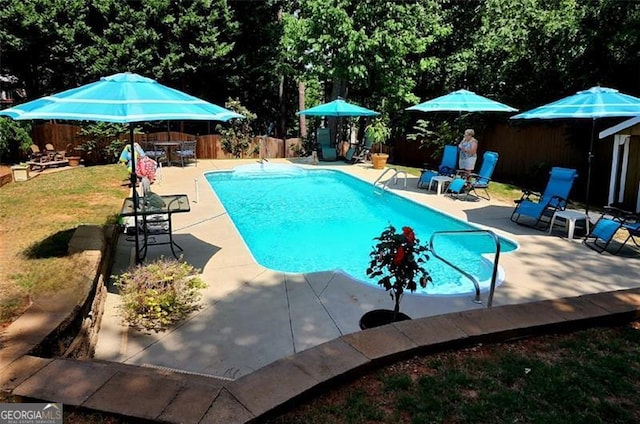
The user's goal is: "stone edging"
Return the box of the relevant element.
[1,225,110,368]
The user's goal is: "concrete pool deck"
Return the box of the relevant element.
[93,158,640,379]
[5,158,640,423]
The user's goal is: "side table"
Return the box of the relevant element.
[428,175,453,195]
[548,209,591,240]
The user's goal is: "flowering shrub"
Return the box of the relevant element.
[114,257,207,333]
[366,225,432,315]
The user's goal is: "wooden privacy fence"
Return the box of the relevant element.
[393,123,591,178]
[393,122,614,204]
[32,121,615,204]
[31,123,302,160]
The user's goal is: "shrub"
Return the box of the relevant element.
[114,257,207,332]
[77,122,136,165]
[217,98,257,158]
[0,118,32,162]
[290,135,316,157]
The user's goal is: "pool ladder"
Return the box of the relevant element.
[373,168,407,194]
[428,229,501,307]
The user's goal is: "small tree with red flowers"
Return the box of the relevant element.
[367,225,432,319]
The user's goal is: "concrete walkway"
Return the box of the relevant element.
[95,159,640,379]
[2,158,640,423]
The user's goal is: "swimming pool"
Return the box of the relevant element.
[204,164,517,295]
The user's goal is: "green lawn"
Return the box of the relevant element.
[390,163,531,204]
[0,164,129,324]
[268,323,640,424]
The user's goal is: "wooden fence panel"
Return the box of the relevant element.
[391,124,586,180]
[482,124,582,180]
[391,122,616,204]
[391,139,434,167]
[196,134,221,159]
[33,123,82,152]
[32,121,615,204]
[284,138,301,158]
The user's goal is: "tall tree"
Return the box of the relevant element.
[83,0,238,100]
[227,0,289,136]
[0,0,239,102]
[0,0,93,96]
[569,0,640,94]
[282,0,449,134]
[457,0,585,108]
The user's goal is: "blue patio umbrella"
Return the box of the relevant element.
[297,98,379,117]
[0,72,243,262]
[297,98,379,151]
[406,89,518,113]
[0,72,242,122]
[511,86,640,213]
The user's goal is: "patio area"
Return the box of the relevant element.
[94,158,640,380]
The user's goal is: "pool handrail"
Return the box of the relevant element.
[428,229,501,307]
[374,168,408,192]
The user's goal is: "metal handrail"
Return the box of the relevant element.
[373,167,397,188]
[373,168,408,192]
[385,170,407,190]
[428,229,501,307]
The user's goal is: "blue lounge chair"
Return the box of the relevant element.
[584,207,640,254]
[317,128,337,161]
[510,167,578,230]
[447,151,499,200]
[417,145,458,189]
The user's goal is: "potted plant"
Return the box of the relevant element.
[361,225,432,329]
[365,118,390,169]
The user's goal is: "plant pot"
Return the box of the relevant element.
[359,309,411,330]
[11,165,30,182]
[371,153,389,170]
[68,156,81,167]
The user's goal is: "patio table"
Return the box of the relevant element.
[429,175,453,195]
[152,141,182,166]
[120,194,190,260]
[548,209,591,241]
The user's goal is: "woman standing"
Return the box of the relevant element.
[458,129,478,177]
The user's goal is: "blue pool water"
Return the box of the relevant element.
[205,164,517,295]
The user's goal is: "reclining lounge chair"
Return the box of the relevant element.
[584,206,640,254]
[417,145,458,189]
[447,151,499,200]
[317,128,337,161]
[510,167,578,230]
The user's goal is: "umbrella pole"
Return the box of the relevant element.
[130,125,141,264]
[585,119,596,216]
